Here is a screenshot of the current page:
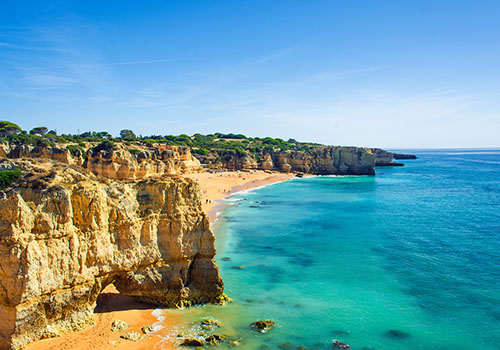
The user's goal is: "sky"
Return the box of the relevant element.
[0,0,499,148]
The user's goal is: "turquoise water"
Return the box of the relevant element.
[169,150,500,349]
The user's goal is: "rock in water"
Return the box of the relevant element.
[0,159,227,350]
[228,337,243,346]
[201,318,221,329]
[333,340,351,349]
[111,320,130,332]
[251,320,275,333]
[181,338,206,346]
[205,334,228,345]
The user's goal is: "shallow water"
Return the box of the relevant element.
[158,149,500,349]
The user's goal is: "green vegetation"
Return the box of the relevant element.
[0,169,21,190]
[0,120,320,164]
[29,127,48,136]
[0,121,21,136]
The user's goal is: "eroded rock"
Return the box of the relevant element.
[333,340,351,349]
[141,325,153,334]
[111,320,130,332]
[0,160,227,350]
[120,331,143,342]
[181,338,205,346]
[251,320,275,333]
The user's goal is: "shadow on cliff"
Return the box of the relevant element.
[94,284,155,313]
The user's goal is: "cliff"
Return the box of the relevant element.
[207,146,377,175]
[4,142,203,178]
[371,148,404,166]
[0,160,226,350]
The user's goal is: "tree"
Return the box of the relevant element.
[30,126,48,136]
[0,121,21,137]
[120,129,136,140]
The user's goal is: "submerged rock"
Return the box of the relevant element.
[333,340,351,349]
[386,329,410,339]
[120,331,143,342]
[201,318,221,328]
[251,320,275,333]
[228,337,243,347]
[278,342,294,349]
[205,334,228,345]
[333,330,350,336]
[232,265,246,269]
[181,338,206,346]
[111,320,130,332]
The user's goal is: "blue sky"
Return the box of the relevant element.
[1,0,499,148]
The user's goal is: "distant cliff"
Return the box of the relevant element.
[199,146,377,175]
[0,160,227,350]
[371,149,417,166]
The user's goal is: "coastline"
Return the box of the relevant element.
[185,170,295,222]
[26,170,293,350]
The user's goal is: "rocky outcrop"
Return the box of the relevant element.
[83,143,202,179]
[207,146,376,175]
[269,147,376,175]
[0,160,226,350]
[6,143,202,178]
[393,153,417,160]
[371,148,404,166]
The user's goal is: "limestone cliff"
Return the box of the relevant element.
[0,160,226,350]
[5,142,202,178]
[206,146,376,175]
[371,148,404,166]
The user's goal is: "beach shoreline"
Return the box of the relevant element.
[26,170,294,350]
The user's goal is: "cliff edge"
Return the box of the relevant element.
[0,160,226,350]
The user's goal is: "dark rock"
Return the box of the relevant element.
[181,338,206,346]
[232,265,245,269]
[205,334,227,345]
[393,153,417,160]
[279,342,294,349]
[141,325,153,334]
[333,340,351,349]
[222,257,232,261]
[251,320,275,333]
[386,329,410,339]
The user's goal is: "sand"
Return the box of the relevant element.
[185,170,294,221]
[26,170,294,350]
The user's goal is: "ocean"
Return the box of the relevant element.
[156,149,500,349]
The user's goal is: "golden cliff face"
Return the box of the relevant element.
[83,143,203,179]
[213,146,376,175]
[0,160,226,350]
[5,142,203,178]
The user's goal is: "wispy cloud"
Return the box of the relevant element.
[254,47,298,64]
[108,59,175,66]
[23,74,79,87]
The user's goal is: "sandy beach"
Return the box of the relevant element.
[186,170,294,221]
[26,170,293,350]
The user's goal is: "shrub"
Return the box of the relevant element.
[0,169,22,189]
